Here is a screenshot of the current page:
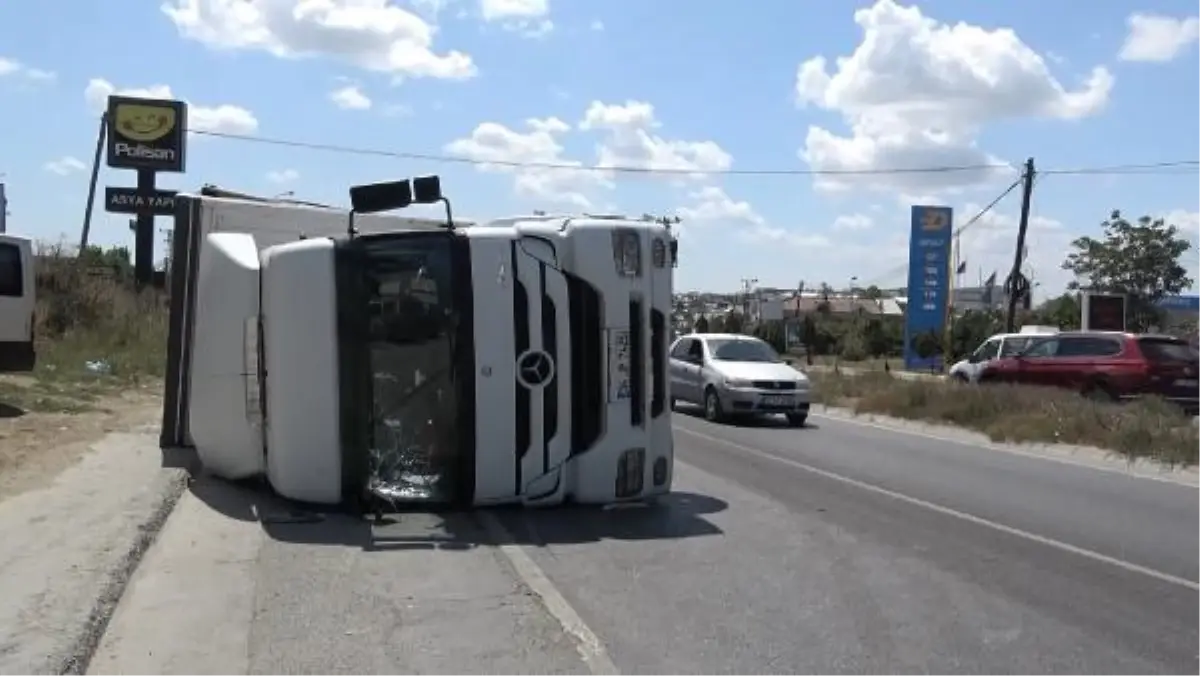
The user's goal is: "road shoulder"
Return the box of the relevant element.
[0,423,186,674]
[90,477,590,675]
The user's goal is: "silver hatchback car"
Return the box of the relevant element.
[669,333,812,427]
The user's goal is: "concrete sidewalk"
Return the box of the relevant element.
[0,425,186,674]
[89,478,588,675]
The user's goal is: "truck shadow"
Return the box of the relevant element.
[188,473,726,553]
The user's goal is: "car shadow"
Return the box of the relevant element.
[672,403,819,429]
[187,472,726,553]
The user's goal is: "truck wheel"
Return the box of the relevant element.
[704,387,726,423]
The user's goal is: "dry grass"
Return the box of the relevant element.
[0,245,170,497]
[2,245,168,413]
[808,370,1199,467]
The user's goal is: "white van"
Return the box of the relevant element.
[0,234,35,372]
[948,325,1059,383]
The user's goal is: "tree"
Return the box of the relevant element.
[1062,210,1193,331]
[722,312,744,334]
[694,315,710,333]
[816,282,833,314]
[1029,293,1081,330]
[861,285,884,300]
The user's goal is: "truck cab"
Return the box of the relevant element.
[164,177,675,510]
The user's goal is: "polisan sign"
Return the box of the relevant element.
[105,95,189,173]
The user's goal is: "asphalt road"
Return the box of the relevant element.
[91,410,1199,674]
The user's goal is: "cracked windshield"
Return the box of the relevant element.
[363,236,459,504]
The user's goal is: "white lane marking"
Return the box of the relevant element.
[476,510,620,675]
[675,425,1200,592]
[807,410,1198,488]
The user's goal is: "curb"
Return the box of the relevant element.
[53,469,189,675]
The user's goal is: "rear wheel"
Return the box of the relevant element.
[704,387,726,423]
[952,372,970,384]
[786,412,808,428]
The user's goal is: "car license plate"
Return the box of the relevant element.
[1174,378,1198,389]
[763,394,792,406]
[607,329,632,402]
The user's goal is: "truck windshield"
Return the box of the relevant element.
[358,233,463,504]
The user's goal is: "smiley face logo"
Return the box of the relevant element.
[920,208,949,232]
[113,104,176,143]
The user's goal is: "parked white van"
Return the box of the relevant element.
[0,234,35,372]
[948,325,1059,383]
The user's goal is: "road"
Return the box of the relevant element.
[90,410,1199,675]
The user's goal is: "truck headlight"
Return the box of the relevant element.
[611,229,642,277]
[651,237,667,269]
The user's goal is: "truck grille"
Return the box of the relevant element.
[629,298,645,428]
[566,274,603,455]
[650,308,666,418]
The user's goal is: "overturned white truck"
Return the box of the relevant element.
[160,176,675,508]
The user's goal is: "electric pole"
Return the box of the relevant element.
[1004,157,1036,332]
[740,277,758,320]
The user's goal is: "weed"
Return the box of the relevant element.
[1,243,168,416]
[807,370,1199,466]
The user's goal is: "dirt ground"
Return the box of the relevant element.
[0,376,163,501]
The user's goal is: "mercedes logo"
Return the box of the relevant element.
[516,350,555,389]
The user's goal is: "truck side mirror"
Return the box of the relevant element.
[411,175,443,204]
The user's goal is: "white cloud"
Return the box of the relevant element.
[0,56,55,81]
[745,225,832,249]
[795,0,1112,195]
[675,185,832,249]
[44,156,87,176]
[267,168,300,183]
[161,0,476,80]
[330,84,372,110]
[444,116,611,208]
[1160,209,1200,238]
[579,100,733,178]
[678,186,764,225]
[832,213,874,231]
[447,99,733,208]
[479,0,554,38]
[590,19,604,31]
[1119,13,1200,62]
[952,202,1071,292]
[480,0,547,20]
[84,78,260,135]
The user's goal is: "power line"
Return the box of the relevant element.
[188,129,1013,177]
[1041,159,1200,176]
[188,128,1200,178]
[858,178,1026,288]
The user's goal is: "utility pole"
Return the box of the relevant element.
[1004,157,1036,332]
[740,277,758,320]
[79,113,108,252]
[0,180,8,234]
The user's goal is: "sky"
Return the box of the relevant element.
[1,0,1198,298]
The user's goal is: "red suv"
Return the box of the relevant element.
[978,331,1199,414]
